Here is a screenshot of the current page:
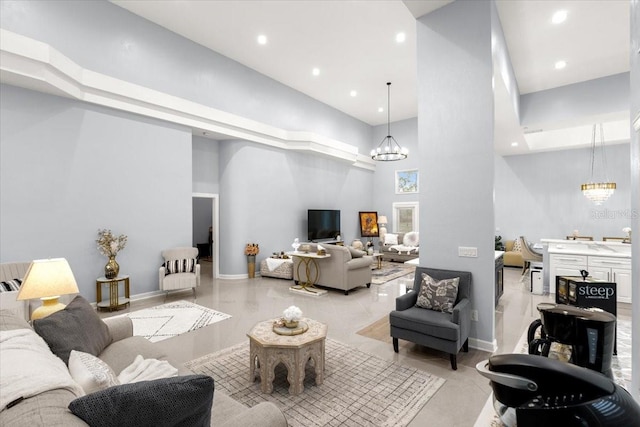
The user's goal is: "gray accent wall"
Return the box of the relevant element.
[629,0,639,402]
[0,84,192,297]
[416,0,497,346]
[0,0,372,152]
[218,139,374,275]
[192,136,220,194]
[1,0,376,280]
[371,117,420,231]
[495,143,633,243]
[520,73,630,127]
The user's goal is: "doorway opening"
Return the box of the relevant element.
[192,193,219,279]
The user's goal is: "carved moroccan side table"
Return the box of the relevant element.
[247,318,328,395]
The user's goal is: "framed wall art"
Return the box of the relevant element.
[359,211,379,237]
[395,169,418,194]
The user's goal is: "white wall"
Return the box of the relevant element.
[495,143,633,243]
[218,140,374,275]
[0,85,192,298]
[416,0,497,348]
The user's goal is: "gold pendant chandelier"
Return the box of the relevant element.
[581,123,616,205]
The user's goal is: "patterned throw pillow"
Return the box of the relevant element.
[0,279,22,292]
[166,258,196,274]
[69,375,214,427]
[415,273,460,314]
[512,239,522,252]
[69,350,120,395]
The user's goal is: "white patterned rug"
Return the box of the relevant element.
[371,261,415,285]
[186,338,444,427]
[127,300,231,343]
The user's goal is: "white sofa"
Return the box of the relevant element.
[292,243,373,295]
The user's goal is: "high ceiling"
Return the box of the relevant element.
[111,0,631,154]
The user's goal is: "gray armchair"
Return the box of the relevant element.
[389,267,472,370]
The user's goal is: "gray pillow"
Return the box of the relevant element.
[415,273,460,314]
[69,375,214,427]
[34,295,112,365]
[348,247,366,258]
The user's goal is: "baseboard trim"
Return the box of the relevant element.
[469,337,497,353]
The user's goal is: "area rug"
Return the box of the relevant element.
[371,261,415,285]
[127,300,231,343]
[186,338,445,427]
[474,319,631,427]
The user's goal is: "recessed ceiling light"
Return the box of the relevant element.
[555,60,567,70]
[378,107,384,113]
[312,67,320,76]
[257,34,267,45]
[511,142,518,147]
[551,10,568,24]
[396,32,406,43]
[350,90,357,97]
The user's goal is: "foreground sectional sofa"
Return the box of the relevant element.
[0,304,286,426]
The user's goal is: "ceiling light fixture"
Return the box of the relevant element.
[552,10,568,24]
[396,32,406,43]
[555,60,567,70]
[350,90,357,97]
[378,107,384,113]
[371,82,408,161]
[581,123,616,205]
[511,142,518,147]
[257,34,267,45]
[312,67,320,76]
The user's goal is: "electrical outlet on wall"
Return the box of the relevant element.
[470,309,478,321]
[458,246,478,257]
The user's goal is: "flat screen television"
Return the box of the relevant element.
[308,209,341,242]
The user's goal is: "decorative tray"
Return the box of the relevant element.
[273,321,309,336]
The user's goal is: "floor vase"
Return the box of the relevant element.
[247,255,256,278]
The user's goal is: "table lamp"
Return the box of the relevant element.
[17,258,80,320]
[378,215,388,244]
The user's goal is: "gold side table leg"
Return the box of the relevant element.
[109,281,118,311]
[96,280,102,306]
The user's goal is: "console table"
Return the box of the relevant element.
[96,275,130,311]
[287,251,331,296]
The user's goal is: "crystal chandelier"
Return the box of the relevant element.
[371,82,408,161]
[581,123,616,205]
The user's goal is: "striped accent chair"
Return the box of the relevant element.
[159,247,200,299]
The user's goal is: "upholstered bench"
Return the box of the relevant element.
[260,258,294,280]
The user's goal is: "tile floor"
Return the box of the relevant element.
[101,263,632,427]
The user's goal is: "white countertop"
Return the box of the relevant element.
[541,238,632,259]
[495,250,504,260]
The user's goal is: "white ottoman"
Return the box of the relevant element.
[260,258,294,280]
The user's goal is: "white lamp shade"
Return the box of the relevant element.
[378,216,388,225]
[17,258,79,300]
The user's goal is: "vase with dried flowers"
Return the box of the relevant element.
[96,229,128,279]
[245,243,259,278]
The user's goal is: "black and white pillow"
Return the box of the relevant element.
[165,258,196,274]
[415,273,460,314]
[0,278,22,292]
